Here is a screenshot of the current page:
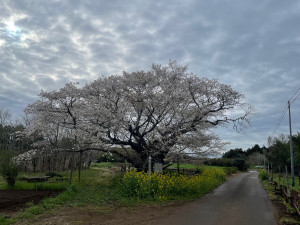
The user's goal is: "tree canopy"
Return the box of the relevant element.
[25,61,253,170]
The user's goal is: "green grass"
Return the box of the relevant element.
[0,162,233,224]
[90,162,118,168]
[0,164,118,224]
[170,163,197,169]
[269,172,300,191]
[0,214,16,225]
[0,171,69,190]
[261,178,300,225]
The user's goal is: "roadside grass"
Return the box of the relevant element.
[0,214,16,225]
[0,163,235,224]
[261,179,300,225]
[269,173,300,192]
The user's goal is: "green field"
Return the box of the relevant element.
[170,163,198,169]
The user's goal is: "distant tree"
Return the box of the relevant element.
[0,107,11,126]
[246,152,264,166]
[245,144,263,156]
[267,133,300,173]
[267,135,290,172]
[222,148,246,159]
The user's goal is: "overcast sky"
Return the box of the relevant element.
[1,0,300,151]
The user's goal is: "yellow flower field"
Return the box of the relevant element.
[121,167,226,199]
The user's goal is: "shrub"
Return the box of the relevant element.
[195,166,205,174]
[222,167,238,175]
[232,158,248,171]
[258,169,268,181]
[204,158,233,167]
[0,150,19,187]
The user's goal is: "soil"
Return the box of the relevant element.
[0,189,186,225]
[15,203,186,225]
[0,190,61,213]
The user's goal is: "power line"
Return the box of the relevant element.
[271,86,300,136]
[272,102,288,136]
[291,91,300,105]
[289,87,300,102]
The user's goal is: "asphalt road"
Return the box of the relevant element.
[159,170,277,225]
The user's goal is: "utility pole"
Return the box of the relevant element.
[264,148,266,170]
[288,101,295,186]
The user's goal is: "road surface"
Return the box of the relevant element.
[159,170,277,225]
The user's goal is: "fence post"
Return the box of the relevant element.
[286,166,291,200]
[298,166,300,187]
[279,166,281,185]
[271,163,273,180]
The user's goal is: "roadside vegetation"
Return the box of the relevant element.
[0,163,237,224]
[259,169,300,225]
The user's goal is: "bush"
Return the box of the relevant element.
[195,166,205,174]
[222,167,238,175]
[204,158,248,171]
[120,167,226,199]
[258,169,268,181]
[232,158,247,171]
[204,158,233,167]
[0,150,19,187]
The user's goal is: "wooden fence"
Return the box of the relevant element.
[268,177,300,216]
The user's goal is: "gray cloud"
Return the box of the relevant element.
[0,0,300,150]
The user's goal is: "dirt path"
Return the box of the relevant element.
[0,190,61,213]
[158,170,277,225]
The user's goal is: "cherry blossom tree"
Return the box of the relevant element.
[25,61,253,171]
[83,61,253,170]
[25,82,87,182]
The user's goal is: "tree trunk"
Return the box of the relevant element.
[69,148,75,185]
[78,150,82,182]
[177,155,180,174]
